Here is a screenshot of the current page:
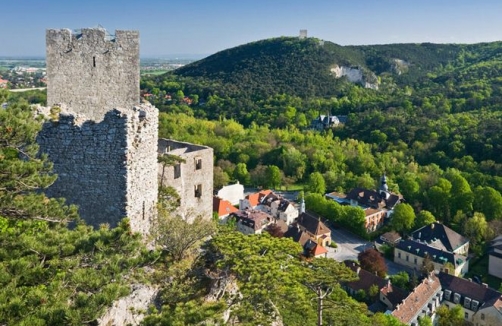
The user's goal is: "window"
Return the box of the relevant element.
[194,184,202,198]
[398,252,401,259]
[481,313,485,320]
[93,56,96,67]
[195,158,202,170]
[464,312,468,319]
[464,297,471,309]
[453,293,461,304]
[406,255,409,262]
[174,164,181,179]
[414,257,417,265]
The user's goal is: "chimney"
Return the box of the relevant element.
[482,283,488,288]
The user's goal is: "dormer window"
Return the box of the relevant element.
[472,300,479,311]
[453,293,461,304]
[445,290,452,300]
[464,297,471,309]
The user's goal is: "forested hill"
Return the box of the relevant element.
[174,37,365,98]
[170,37,482,98]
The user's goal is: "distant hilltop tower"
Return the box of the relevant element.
[299,29,308,39]
[38,27,158,236]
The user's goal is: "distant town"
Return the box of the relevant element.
[0,57,196,89]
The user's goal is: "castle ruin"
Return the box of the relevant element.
[158,139,213,222]
[39,27,158,235]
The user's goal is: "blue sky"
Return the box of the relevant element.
[2,0,501,57]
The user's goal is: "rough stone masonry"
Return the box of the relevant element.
[38,27,158,236]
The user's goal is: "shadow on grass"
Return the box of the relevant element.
[465,254,501,290]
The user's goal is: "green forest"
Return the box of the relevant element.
[2,36,502,325]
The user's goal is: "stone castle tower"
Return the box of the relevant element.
[38,27,158,236]
[46,28,140,121]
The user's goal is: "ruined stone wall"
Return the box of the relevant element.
[37,104,158,235]
[125,106,159,235]
[158,139,213,222]
[46,28,140,121]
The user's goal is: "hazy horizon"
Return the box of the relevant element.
[2,0,501,57]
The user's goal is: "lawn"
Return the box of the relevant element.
[465,254,502,290]
[277,184,304,192]
[140,70,168,76]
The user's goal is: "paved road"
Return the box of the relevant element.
[326,227,372,262]
[9,87,46,92]
[326,226,415,276]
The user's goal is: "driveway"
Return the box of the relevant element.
[326,227,373,262]
[326,226,415,276]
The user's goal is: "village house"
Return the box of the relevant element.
[342,261,495,326]
[295,210,332,247]
[326,175,404,232]
[391,273,442,326]
[240,190,299,225]
[438,271,502,326]
[229,210,272,235]
[212,196,238,222]
[411,222,470,256]
[343,261,408,312]
[215,182,244,206]
[0,77,8,88]
[379,231,402,246]
[283,227,328,258]
[239,189,272,211]
[488,235,502,279]
[394,239,469,276]
[283,199,331,257]
[309,114,342,131]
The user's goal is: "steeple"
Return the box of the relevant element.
[300,197,306,214]
[379,173,390,199]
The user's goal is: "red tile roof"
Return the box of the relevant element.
[312,243,328,257]
[246,189,272,207]
[392,273,441,324]
[213,197,238,217]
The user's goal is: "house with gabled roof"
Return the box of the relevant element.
[326,175,404,232]
[310,114,341,131]
[342,261,408,312]
[215,182,244,206]
[394,239,469,276]
[270,198,298,225]
[213,196,238,221]
[283,226,328,258]
[475,296,502,326]
[240,190,298,225]
[438,271,502,326]
[391,273,442,326]
[411,222,469,256]
[239,189,272,210]
[296,210,331,247]
[488,235,502,279]
[229,210,272,235]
